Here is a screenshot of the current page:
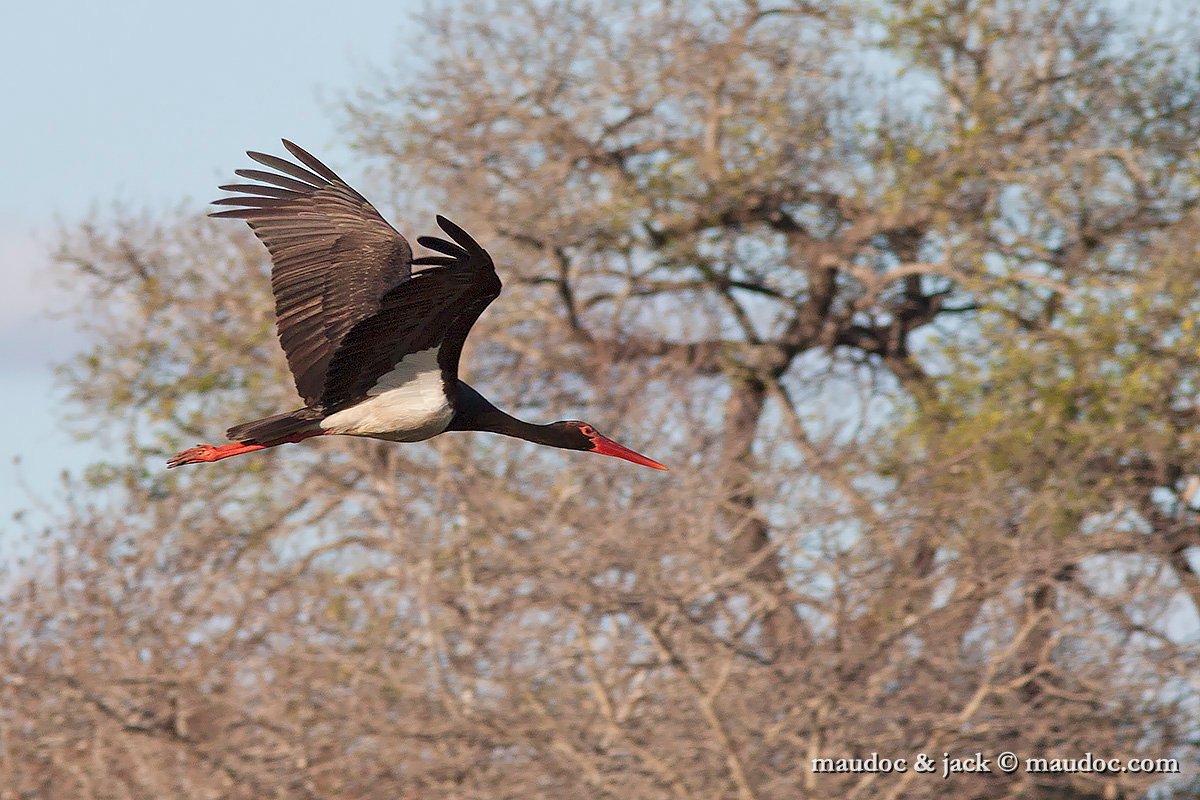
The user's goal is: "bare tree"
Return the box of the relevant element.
[2,0,1199,798]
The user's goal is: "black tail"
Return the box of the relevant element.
[226,408,324,443]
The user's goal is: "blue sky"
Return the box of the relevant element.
[0,1,420,527]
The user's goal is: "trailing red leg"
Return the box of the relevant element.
[166,431,324,468]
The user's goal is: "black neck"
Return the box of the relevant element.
[449,381,568,447]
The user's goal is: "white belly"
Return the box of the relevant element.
[321,347,454,442]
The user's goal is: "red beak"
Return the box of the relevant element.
[588,434,668,471]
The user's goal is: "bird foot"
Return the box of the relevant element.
[166,431,322,468]
[167,443,228,468]
[167,441,270,468]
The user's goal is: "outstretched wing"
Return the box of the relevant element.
[211,140,412,406]
[318,215,502,411]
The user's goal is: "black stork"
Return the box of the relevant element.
[167,141,666,471]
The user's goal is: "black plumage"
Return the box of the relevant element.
[211,140,423,408]
[167,141,665,472]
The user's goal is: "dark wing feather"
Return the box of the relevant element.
[319,215,502,411]
[416,216,503,381]
[211,140,412,406]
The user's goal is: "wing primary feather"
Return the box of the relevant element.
[234,168,319,192]
[209,208,281,219]
[417,236,470,258]
[246,151,329,186]
[218,183,300,199]
[211,196,293,208]
[435,215,484,252]
[281,140,346,184]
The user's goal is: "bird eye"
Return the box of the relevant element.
[580,425,595,437]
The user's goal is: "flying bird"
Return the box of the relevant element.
[167,140,666,471]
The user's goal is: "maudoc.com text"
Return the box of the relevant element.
[809,752,1180,779]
